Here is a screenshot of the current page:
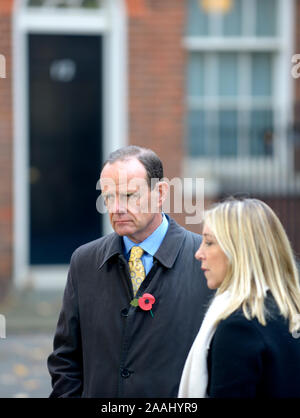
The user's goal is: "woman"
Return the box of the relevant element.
[178,198,300,398]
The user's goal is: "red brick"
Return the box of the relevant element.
[0,9,12,295]
[126,0,148,17]
[0,0,13,16]
[128,0,186,182]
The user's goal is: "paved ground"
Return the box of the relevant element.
[0,288,63,398]
[0,334,53,398]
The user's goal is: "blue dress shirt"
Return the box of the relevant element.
[123,213,169,276]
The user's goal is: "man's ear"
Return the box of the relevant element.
[156,181,169,210]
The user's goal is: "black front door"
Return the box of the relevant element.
[29,34,102,265]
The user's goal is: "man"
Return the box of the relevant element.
[47,145,212,397]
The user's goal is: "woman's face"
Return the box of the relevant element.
[195,223,228,289]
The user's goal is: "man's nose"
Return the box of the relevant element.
[111,196,127,213]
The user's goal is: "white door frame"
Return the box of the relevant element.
[13,0,127,289]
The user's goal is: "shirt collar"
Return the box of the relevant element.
[123,213,169,257]
[97,215,187,270]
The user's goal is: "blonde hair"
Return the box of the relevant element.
[205,198,300,333]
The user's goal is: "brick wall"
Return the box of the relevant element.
[0,0,299,295]
[128,0,186,180]
[0,0,13,299]
[128,0,192,228]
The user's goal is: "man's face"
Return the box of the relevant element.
[100,158,161,243]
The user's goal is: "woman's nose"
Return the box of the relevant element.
[195,244,204,261]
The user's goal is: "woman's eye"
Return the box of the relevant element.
[205,241,213,247]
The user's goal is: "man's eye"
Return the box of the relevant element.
[127,192,139,199]
[104,195,114,202]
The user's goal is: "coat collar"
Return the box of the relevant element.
[98,215,187,270]
[153,215,187,268]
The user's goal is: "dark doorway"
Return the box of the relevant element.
[28,34,102,265]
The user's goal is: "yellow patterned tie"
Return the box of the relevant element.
[128,246,146,296]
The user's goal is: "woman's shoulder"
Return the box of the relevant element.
[208,309,266,381]
[213,293,289,347]
[213,310,264,347]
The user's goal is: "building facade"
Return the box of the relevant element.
[0,0,299,295]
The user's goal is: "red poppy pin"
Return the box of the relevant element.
[130,293,156,318]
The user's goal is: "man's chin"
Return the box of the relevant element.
[113,222,135,236]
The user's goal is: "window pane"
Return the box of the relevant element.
[251,53,272,97]
[27,0,104,8]
[222,0,242,36]
[219,110,238,156]
[206,111,218,156]
[256,0,277,36]
[187,110,206,156]
[186,0,209,36]
[28,0,43,5]
[81,0,102,7]
[187,53,205,97]
[218,53,238,96]
[250,110,273,156]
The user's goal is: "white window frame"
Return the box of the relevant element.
[183,0,295,196]
[13,0,127,288]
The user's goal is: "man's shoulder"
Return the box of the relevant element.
[161,217,203,257]
[71,232,119,261]
[168,216,203,242]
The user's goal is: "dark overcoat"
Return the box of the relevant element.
[207,293,300,398]
[48,216,213,397]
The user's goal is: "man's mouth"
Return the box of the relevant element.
[113,219,132,223]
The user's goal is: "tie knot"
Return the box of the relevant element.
[129,246,144,261]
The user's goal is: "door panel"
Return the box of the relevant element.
[29,34,102,264]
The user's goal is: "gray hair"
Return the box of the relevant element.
[103,145,164,188]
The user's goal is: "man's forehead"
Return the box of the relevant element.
[100,175,149,194]
[100,159,148,189]
[101,176,148,191]
[101,158,146,176]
